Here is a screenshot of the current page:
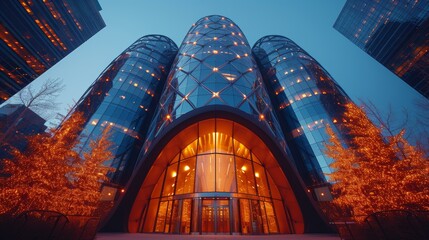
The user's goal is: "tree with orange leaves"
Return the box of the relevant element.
[0,111,114,216]
[0,112,85,215]
[60,126,114,216]
[325,102,429,220]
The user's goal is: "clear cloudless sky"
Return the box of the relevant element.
[5,0,428,139]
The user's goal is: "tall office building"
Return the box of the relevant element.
[74,16,352,234]
[0,0,105,104]
[334,0,429,99]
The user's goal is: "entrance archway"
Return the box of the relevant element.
[129,118,304,234]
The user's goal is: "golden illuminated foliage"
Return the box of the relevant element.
[325,103,429,220]
[0,112,113,216]
[61,126,114,216]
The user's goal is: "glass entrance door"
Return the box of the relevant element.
[201,198,230,234]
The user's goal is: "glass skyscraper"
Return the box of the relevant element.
[334,0,429,99]
[0,0,105,103]
[73,15,353,235]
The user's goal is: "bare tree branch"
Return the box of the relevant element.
[360,99,408,138]
[413,98,429,153]
[0,78,65,144]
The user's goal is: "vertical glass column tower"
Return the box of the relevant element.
[142,16,286,153]
[253,36,350,186]
[73,35,178,186]
[74,15,353,235]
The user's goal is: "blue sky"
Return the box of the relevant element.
[7,0,428,139]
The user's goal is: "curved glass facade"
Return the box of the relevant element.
[253,35,350,185]
[139,118,290,234]
[143,16,285,153]
[73,35,178,185]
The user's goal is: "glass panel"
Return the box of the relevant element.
[151,171,165,198]
[216,119,233,154]
[239,199,251,234]
[235,157,256,195]
[233,139,251,159]
[175,157,196,194]
[253,164,270,197]
[216,154,237,192]
[164,200,173,233]
[195,154,215,192]
[232,198,240,234]
[259,201,269,233]
[155,201,168,232]
[250,200,264,234]
[191,199,199,234]
[162,163,178,196]
[215,132,234,154]
[181,199,192,234]
[198,120,215,154]
[143,198,159,232]
[264,201,279,233]
[217,199,230,233]
[202,199,215,233]
[181,139,198,159]
[169,200,180,233]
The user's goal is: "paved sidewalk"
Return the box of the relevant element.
[96,233,341,240]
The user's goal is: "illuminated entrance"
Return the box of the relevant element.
[133,118,302,234]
